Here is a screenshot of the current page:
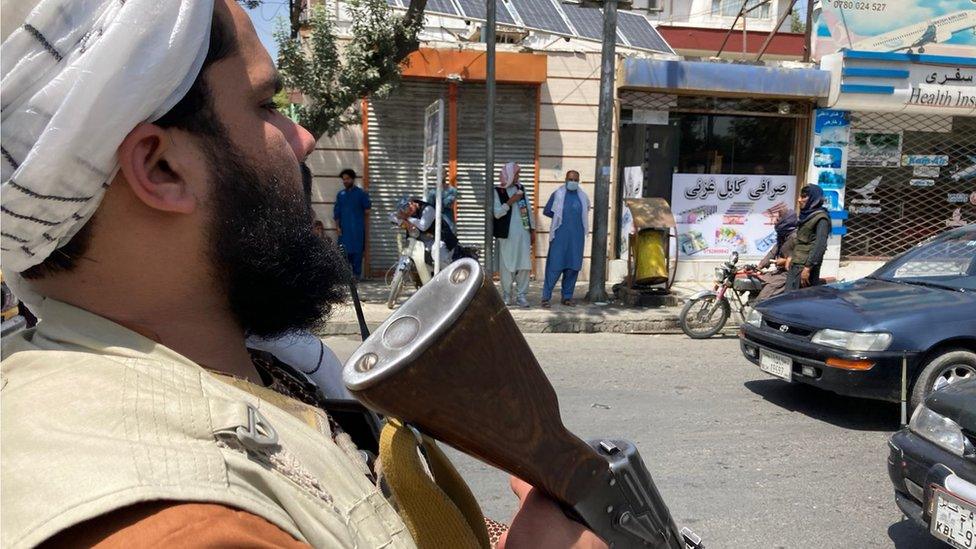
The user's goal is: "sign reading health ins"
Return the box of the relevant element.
[822,50,976,115]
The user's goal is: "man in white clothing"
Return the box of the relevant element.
[492,162,535,307]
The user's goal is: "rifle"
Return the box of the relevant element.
[335,243,371,341]
[318,243,382,452]
[344,258,702,549]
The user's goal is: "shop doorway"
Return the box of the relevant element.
[617,117,681,200]
[644,124,681,200]
[615,93,813,265]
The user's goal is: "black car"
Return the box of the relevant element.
[888,379,976,548]
[739,225,976,408]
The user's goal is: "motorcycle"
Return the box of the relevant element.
[679,251,765,339]
[386,222,432,310]
[386,219,480,309]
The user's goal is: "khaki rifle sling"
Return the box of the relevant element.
[380,419,490,549]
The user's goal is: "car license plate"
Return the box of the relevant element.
[759,349,792,382]
[931,489,976,549]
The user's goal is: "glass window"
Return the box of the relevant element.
[872,227,976,291]
[674,113,795,175]
[711,0,770,18]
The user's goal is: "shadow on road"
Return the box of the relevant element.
[888,518,945,548]
[744,379,902,432]
[696,333,740,341]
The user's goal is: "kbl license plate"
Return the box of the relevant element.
[932,489,976,549]
[759,349,792,382]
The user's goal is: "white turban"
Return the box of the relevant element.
[499,162,520,189]
[1,0,215,275]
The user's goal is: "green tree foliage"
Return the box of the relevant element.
[790,9,805,34]
[273,88,291,111]
[275,0,424,138]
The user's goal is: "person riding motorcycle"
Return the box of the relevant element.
[395,196,462,267]
[755,209,798,302]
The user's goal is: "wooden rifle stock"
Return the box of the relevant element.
[343,259,608,506]
[345,260,691,549]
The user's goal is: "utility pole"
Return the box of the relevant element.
[755,0,798,62]
[585,0,618,303]
[483,0,497,271]
[803,0,814,62]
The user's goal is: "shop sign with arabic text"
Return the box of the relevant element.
[671,174,797,260]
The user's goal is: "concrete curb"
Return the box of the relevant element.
[318,279,732,336]
[319,304,740,336]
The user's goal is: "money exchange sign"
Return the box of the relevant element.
[671,174,797,259]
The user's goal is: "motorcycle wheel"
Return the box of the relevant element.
[387,267,406,310]
[679,295,731,339]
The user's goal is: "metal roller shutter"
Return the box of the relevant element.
[455,83,538,264]
[366,81,447,276]
[842,113,976,259]
[367,81,538,275]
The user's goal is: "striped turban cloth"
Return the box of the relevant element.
[1,0,214,278]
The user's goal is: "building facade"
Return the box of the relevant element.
[814,51,976,279]
[310,46,609,278]
[614,57,829,282]
[810,1,976,279]
[308,0,813,282]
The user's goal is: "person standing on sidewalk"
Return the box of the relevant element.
[541,171,589,308]
[787,185,831,290]
[493,162,535,307]
[334,168,371,279]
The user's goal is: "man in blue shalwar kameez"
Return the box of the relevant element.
[541,170,589,308]
[333,168,371,279]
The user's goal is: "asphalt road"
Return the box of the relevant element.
[325,333,943,549]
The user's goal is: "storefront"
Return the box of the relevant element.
[363,50,546,277]
[615,58,830,282]
[818,50,976,275]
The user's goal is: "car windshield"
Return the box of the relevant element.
[870,227,976,291]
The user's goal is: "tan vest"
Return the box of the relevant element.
[0,300,415,549]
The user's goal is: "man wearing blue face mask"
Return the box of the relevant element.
[541,171,590,308]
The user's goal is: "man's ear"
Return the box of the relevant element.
[117,123,199,215]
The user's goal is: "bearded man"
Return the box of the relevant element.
[0,1,604,547]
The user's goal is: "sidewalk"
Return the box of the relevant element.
[319,278,737,336]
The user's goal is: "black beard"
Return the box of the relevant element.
[204,140,350,339]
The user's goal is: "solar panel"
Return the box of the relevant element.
[425,0,459,16]
[560,3,602,40]
[508,0,571,35]
[616,11,671,53]
[389,0,674,53]
[454,0,517,26]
